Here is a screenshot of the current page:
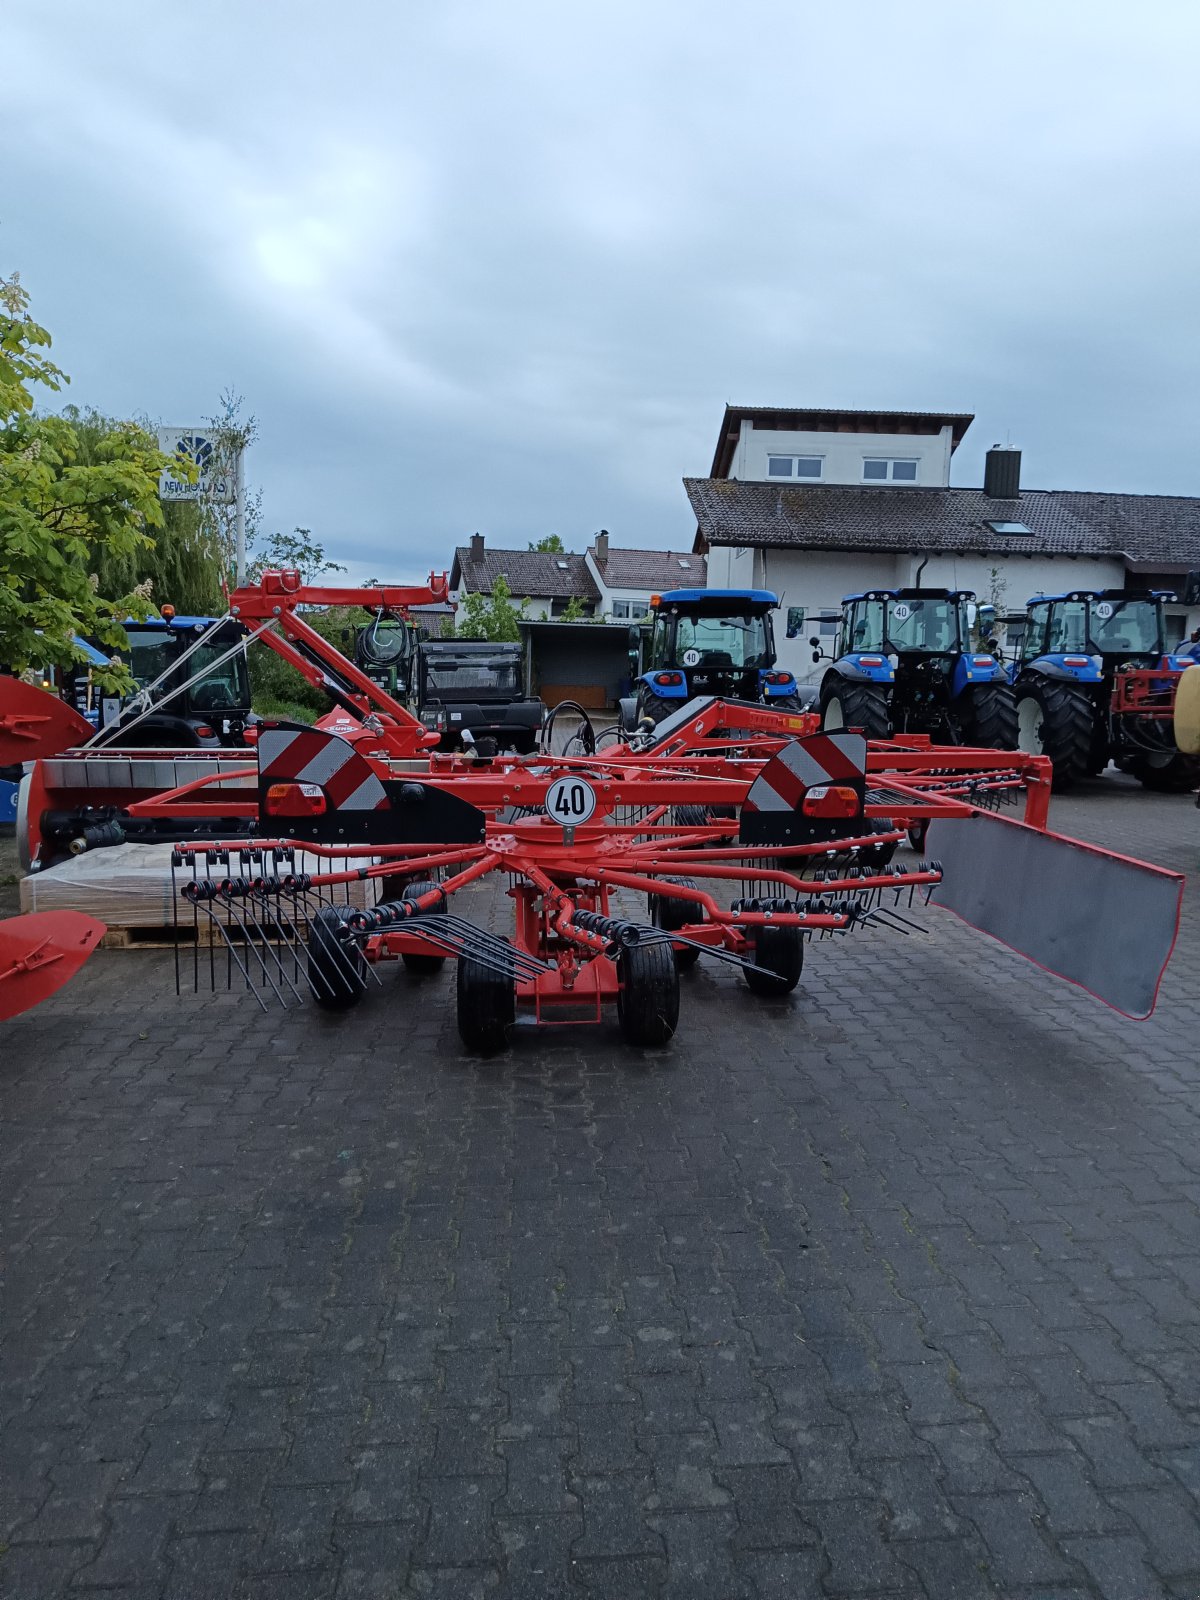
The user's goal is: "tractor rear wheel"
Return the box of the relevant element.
[820,682,890,739]
[307,905,368,1011]
[638,690,681,727]
[648,876,703,969]
[1015,679,1094,789]
[616,939,680,1046]
[769,694,804,711]
[456,946,515,1054]
[400,881,446,975]
[963,683,1019,749]
[1129,751,1200,792]
[743,925,804,997]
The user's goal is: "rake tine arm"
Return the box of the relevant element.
[191,907,270,1012]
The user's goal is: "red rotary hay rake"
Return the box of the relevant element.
[154,695,1181,1049]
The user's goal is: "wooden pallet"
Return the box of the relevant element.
[99,918,310,951]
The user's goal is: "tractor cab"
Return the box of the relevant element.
[631,589,798,724]
[1018,590,1178,679]
[65,613,253,747]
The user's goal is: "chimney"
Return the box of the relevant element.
[984,446,1021,499]
[594,529,609,563]
[470,532,485,559]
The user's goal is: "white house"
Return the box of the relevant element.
[449,535,600,619]
[690,405,1200,684]
[584,532,706,618]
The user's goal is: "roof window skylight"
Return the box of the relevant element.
[984,520,1033,535]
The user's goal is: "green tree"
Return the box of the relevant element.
[0,274,172,687]
[249,526,346,584]
[456,575,526,641]
[61,407,226,614]
[528,533,564,552]
[560,594,588,622]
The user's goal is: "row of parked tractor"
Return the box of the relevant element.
[14,582,1200,802]
[622,585,1200,794]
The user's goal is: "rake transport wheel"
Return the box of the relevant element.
[647,876,703,969]
[1015,678,1094,789]
[307,905,368,1011]
[456,944,515,1055]
[820,682,891,739]
[963,682,1019,749]
[617,939,680,1046]
[400,881,447,975]
[743,925,804,998]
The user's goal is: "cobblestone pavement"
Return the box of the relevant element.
[3,776,1200,1598]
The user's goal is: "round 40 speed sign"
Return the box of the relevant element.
[545,775,597,827]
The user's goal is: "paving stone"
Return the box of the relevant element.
[952,1491,1078,1587]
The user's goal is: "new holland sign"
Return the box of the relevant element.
[157,427,235,504]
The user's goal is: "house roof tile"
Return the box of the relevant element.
[594,546,706,589]
[685,479,1200,566]
[450,547,601,601]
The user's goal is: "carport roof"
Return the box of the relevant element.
[686,478,1200,565]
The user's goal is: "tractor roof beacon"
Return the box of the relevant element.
[625,588,802,731]
[817,588,1017,752]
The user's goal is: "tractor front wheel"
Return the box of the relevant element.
[456,947,515,1054]
[963,683,1019,749]
[400,881,446,975]
[1015,679,1094,789]
[820,682,890,740]
[743,925,804,997]
[617,940,680,1046]
[307,905,368,1011]
[648,876,703,969]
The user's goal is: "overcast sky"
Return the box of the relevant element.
[6,0,1199,580]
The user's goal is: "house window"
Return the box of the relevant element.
[818,616,839,636]
[863,458,919,482]
[611,600,649,620]
[984,520,1032,535]
[767,455,823,480]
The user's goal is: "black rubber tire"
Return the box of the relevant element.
[647,876,703,970]
[1130,751,1200,792]
[743,925,804,997]
[907,820,930,853]
[307,905,368,1011]
[768,694,804,711]
[1015,678,1095,789]
[820,681,891,740]
[818,817,898,873]
[962,683,1019,750]
[456,945,515,1054]
[401,881,446,975]
[617,940,680,1046]
[638,690,683,726]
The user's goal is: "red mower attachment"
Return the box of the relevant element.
[0,911,106,1022]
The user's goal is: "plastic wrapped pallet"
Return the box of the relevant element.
[20,844,380,929]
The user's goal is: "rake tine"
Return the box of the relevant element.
[638,928,796,982]
[243,899,308,1005]
[218,900,293,1009]
[194,907,270,1012]
[293,893,383,988]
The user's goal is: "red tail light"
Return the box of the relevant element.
[264,782,327,817]
[654,672,684,686]
[193,724,216,740]
[801,785,860,818]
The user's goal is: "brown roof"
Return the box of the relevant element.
[591,545,706,589]
[450,546,601,602]
[709,404,975,478]
[685,478,1200,565]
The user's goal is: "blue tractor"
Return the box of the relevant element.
[815,588,1018,747]
[622,589,803,727]
[1012,588,1200,790]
